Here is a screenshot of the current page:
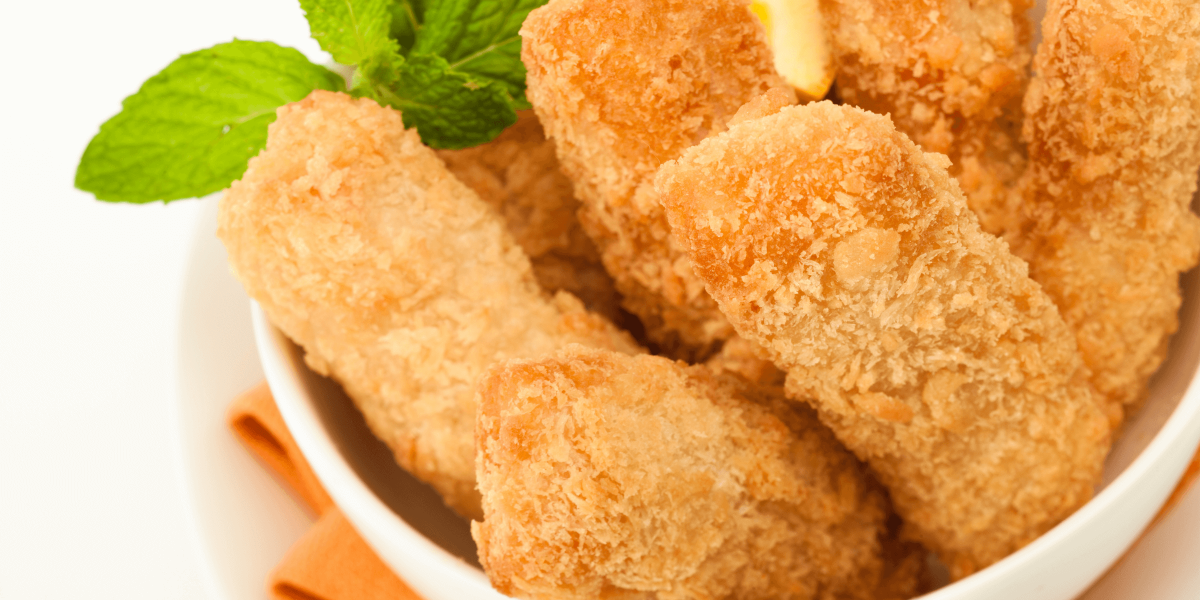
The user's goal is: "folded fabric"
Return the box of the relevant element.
[271,509,423,600]
[227,382,422,600]
[228,382,333,514]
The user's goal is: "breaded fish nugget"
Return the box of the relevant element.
[437,111,622,321]
[474,345,923,600]
[218,91,640,518]
[705,335,787,387]
[1019,0,1200,416]
[521,0,794,359]
[821,0,1032,243]
[656,102,1110,578]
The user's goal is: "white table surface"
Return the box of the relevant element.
[0,1,1197,599]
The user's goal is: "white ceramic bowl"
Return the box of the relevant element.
[253,306,504,600]
[254,266,1200,600]
[250,3,1200,597]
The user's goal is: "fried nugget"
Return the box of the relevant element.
[521,0,795,359]
[474,345,923,600]
[656,101,1110,578]
[218,91,640,519]
[821,0,1032,243]
[1018,0,1200,416]
[436,111,622,321]
[705,335,787,388]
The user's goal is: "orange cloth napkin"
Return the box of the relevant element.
[227,382,423,600]
[228,381,1200,599]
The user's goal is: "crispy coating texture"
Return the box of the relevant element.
[218,91,640,518]
[437,111,622,321]
[474,346,922,600]
[821,0,1032,243]
[1018,0,1200,415]
[656,102,1111,578]
[521,0,794,359]
[705,336,787,388]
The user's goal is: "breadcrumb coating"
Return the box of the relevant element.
[437,111,622,321]
[521,0,794,359]
[474,345,923,600]
[656,101,1110,578]
[218,91,640,518]
[821,0,1032,243]
[705,335,787,388]
[1018,0,1200,416]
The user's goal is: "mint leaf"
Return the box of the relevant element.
[375,53,516,148]
[414,0,546,106]
[300,0,398,67]
[75,40,345,203]
[299,0,529,148]
[388,0,424,54]
[299,0,404,102]
[351,45,406,97]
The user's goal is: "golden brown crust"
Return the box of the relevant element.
[821,0,1032,243]
[1018,0,1200,416]
[705,336,787,388]
[474,345,920,600]
[437,111,622,321]
[218,91,640,518]
[521,0,795,360]
[656,101,1110,578]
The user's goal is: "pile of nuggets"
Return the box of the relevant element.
[217,0,1200,597]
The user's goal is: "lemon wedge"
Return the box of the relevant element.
[750,0,834,102]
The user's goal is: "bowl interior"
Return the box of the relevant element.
[254,0,1200,592]
[275,339,480,566]
[1102,263,1200,485]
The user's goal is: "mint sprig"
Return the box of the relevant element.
[383,53,516,146]
[414,0,545,108]
[75,40,345,203]
[389,0,424,54]
[76,0,547,202]
[298,0,401,77]
[301,0,543,148]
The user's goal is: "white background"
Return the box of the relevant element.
[0,1,322,597]
[0,1,1198,599]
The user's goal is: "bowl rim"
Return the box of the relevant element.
[255,300,1200,598]
[920,354,1200,597]
[253,305,503,598]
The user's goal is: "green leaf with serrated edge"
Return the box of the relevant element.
[413,0,546,106]
[372,53,516,149]
[388,0,424,54]
[351,43,405,98]
[75,40,345,204]
[299,0,399,67]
